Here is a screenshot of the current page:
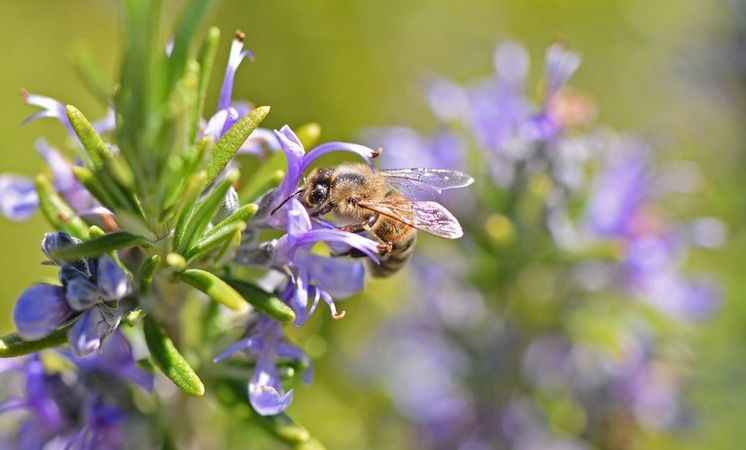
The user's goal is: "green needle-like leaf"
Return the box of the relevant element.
[165,0,213,94]
[178,170,239,253]
[178,269,248,312]
[257,412,311,445]
[138,254,161,293]
[173,170,208,250]
[191,26,221,141]
[72,166,122,210]
[205,203,258,237]
[206,106,270,184]
[239,169,285,204]
[144,315,205,396]
[185,221,245,261]
[294,439,327,450]
[225,278,296,323]
[66,105,111,170]
[0,327,70,358]
[35,175,89,240]
[50,231,149,261]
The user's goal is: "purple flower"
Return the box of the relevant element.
[271,199,379,323]
[254,125,379,228]
[0,138,107,224]
[0,356,127,450]
[0,175,38,221]
[64,397,126,450]
[201,32,280,157]
[362,127,466,172]
[22,90,75,137]
[214,315,310,415]
[545,44,582,98]
[585,145,650,237]
[13,284,74,340]
[425,77,470,123]
[70,331,153,390]
[36,139,102,216]
[13,232,131,356]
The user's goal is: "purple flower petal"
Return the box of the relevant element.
[273,126,306,202]
[36,139,98,213]
[74,331,154,390]
[586,147,649,237]
[92,108,116,134]
[494,41,530,85]
[68,306,122,357]
[545,44,581,97]
[0,175,38,221]
[236,128,281,156]
[23,357,64,429]
[295,229,380,261]
[96,256,130,301]
[285,199,312,237]
[22,91,75,137]
[213,337,258,363]
[249,364,293,416]
[426,77,470,123]
[41,232,82,260]
[13,284,72,340]
[302,254,366,298]
[284,271,309,326]
[204,109,229,140]
[65,276,103,311]
[300,141,377,173]
[218,32,254,111]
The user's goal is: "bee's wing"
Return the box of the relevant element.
[358,199,464,239]
[381,168,474,200]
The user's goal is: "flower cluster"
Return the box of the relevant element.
[0,7,406,449]
[357,41,723,449]
[0,332,152,449]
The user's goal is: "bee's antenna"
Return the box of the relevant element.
[270,188,304,216]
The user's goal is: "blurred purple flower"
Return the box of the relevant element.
[0,355,127,450]
[425,77,470,123]
[585,144,650,237]
[21,91,75,137]
[214,315,310,416]
[70,331,154,391]
[35,139,102,216]
[0,175,38,221]
[545,44,582,98]
[363,127,466,172]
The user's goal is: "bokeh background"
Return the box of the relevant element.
[0,1,743,449]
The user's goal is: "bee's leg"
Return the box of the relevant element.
[333,216,385,258]
[338,214,377,233]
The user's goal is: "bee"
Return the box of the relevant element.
[295,163,473,277]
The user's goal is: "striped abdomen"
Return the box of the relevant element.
[367,218,417,278]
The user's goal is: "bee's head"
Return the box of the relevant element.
[302,168,334,215]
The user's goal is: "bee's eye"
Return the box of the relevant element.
[309,185,328,205]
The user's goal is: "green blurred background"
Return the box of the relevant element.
[0,1,742,449]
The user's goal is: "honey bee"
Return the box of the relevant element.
[294,163,473,277]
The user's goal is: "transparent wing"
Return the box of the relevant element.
[359,199,464,239]
[381,168,474,200]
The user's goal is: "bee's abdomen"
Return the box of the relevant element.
[368,233,417,278]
